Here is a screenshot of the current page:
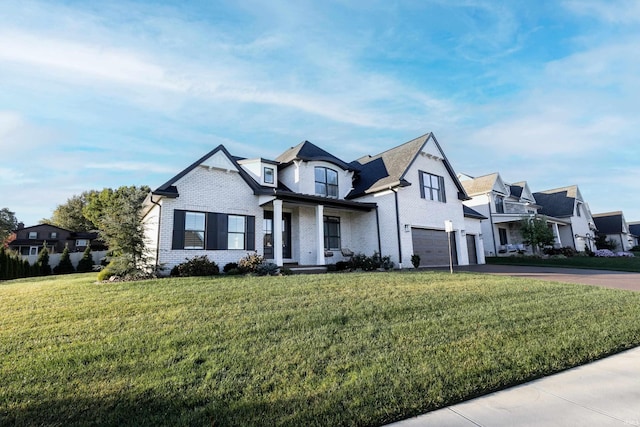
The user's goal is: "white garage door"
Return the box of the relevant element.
[411,228,458,267]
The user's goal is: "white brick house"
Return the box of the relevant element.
[142,133,486,272]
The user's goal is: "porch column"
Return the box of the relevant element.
[273,199,283,267]
[316,204,325,265]
[553,223,562,247]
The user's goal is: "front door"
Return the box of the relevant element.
[263,212,292,260]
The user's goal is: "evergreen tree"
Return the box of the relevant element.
[54,245,75,274]
[37,243,52,276]
[0,246,6,279]
[76,246,94,273]
[23,259,31,278]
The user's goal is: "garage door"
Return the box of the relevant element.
[466,234,477,265]
[411,228,458,267]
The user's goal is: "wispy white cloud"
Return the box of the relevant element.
[563,0,640,24]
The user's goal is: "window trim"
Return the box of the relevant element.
[323,215,341,250]
[76,239,90,247]
[315,166,339,198]
[419,171,446,203]
[263,166,274,184]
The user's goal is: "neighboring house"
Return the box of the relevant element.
[629,222,640,247]
[592,212,636,251]
[533,185,597,252]
[7,223,100,256]
[459,172,568,256]
[143,133,486,272]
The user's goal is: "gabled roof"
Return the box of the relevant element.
[152,145,270,198]
[12,223,73,233]
[276,140,356,171]
[463,205,487,220]
[347,133,469,200]
[460,172,509,197]
[533,185,583,218]
[593,211,626,234]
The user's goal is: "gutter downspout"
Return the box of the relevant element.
[487,193,497,256]
[392,188,403,268]
[149,195,162,273]
[375,206,382,257]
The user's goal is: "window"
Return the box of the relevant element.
[498,228,508,245]
[184,212,206,249]
[28,231,37,239]
[50,232,58,239]
[495,195,505,213]
[323,216,341,250]
[420,172,446,202]
[29,246,38,256]
[228,215,246,250]
[172,210,255,251]
[576,202,582,217]
[76,239,89,247]
[315,167,339,198]
[264,167,274,184]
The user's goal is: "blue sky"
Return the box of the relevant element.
[1,0,639,226]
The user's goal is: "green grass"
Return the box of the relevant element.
[2,272,640,426]
[487,254,640,272]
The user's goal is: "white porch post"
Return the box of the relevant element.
[553,223,562,247]
[273,199,283,267]
[316,204,325,265]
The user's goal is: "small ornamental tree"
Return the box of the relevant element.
[54,245,75,274]
[37,243,52,276]
[519,215,556,254]
[76,246,94,273]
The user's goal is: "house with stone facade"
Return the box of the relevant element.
[142,133,486,273]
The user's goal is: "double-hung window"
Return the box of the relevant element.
[227,215,246,250]
[420,171,446,202]
[264,167,274,184]
[495,195,505,213]
[315,167,339,198]
[323,216,341,250]
[184,212,206,249]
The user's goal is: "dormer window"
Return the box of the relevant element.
[264,167,274,184]
[28,231,37,239]
[315,167,338,198]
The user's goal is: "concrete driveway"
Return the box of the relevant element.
[456,264,640,291]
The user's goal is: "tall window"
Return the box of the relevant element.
[315,167,339,198]
[264,167,274,184]
[495,195,505,213]
[420,172,446,202]
[228,215,246,249]
[184,212,206,249]
[324,216,341,250]
[576,202,582,217]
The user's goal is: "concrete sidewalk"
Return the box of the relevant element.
[387,347,640,426]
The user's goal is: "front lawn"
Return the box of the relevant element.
[2,272,640,426]
[487,255,640,272]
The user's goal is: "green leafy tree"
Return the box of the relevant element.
[0,208,19,244]
[37,243,52,276]
[84,186,150,276]
[47,191,99,232]
[54,245,75,274]
[76,246,94,273]
[519,215,556,254]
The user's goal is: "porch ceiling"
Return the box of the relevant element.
[261,190,377,212]
[492,214,570,225]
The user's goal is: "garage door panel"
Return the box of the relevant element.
[412,228,458,267]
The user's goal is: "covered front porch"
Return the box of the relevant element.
[492,214,570,255]
[260,192,378,267]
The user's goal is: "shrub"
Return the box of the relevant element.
[543,246,577,257]
[349,251,393,271]
[255,262,279,276]
[37,244,51,276]
[171,256,220,277]
[98,255,153,281]
[223,262,239,273]
[238,252,264,273]
[594,249,615,257]
[54,246,75,274]
[280,267,293,276]
[411,254,420,269]
[335,261,350,271]
[616,252,635,257]
[76,247,94,273]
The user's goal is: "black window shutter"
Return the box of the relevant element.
[246,216,255,250]
[172,210,186,249]
[440,176,447,203]
[217,214,228,250]
[206,213,217,250]
[418,171,425,199]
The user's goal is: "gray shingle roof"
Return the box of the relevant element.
[533,186,580,218]
[463,205,487,220]
[276,140,355,171]
[593,212,625,234]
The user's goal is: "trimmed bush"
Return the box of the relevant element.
[223,262,239,274]
[170,256,220,277]
[411,254,420,269]
[255,262,279,276]
[54,246,75,275]
[76,247,94,273]
[37,244,51,276]
[238,252,264,273]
